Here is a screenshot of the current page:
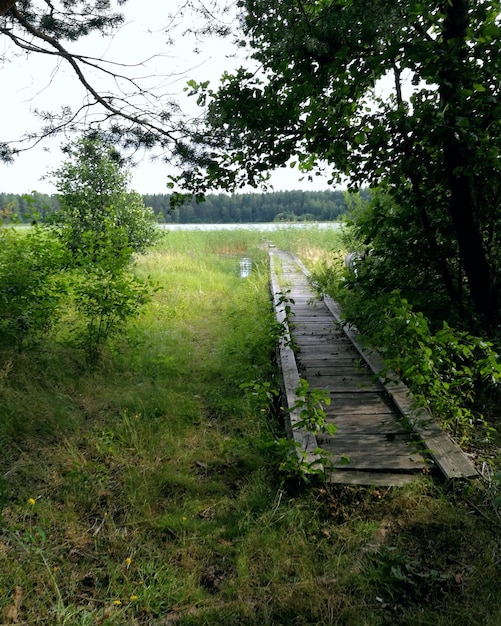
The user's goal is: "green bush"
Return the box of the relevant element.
[0,227,65,348]
[51,133,159,271]
[46,133,159,359]
[69,267,153,362]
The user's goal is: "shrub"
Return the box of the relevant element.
[51,133,159,271]
[0,227,65,348]
[70,267,152,363]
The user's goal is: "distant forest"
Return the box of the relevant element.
[0,189,369,224]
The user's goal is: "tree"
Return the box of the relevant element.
[51,132,158,268]
[0,0,201,162]
[50,133,157,360]
[178,0,501,328]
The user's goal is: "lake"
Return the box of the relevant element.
[159,222,343,231]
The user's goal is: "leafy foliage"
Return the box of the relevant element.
[0,227,65,348]
[48,134,157,360]
[341,189,466,325]
[179,0,501,327]
[290,378,335,437]
[320,269,501,444]
[375,294,501,442]
[70,267,152,362]
[51,134,158,270]
[5,0,125,39]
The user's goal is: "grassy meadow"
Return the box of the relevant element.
[1,226,501,625]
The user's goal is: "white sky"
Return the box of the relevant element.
[0,1,333,195]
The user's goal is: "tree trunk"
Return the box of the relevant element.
[0,0,15,16]
[393,65,459,311]
[439,0,499,326]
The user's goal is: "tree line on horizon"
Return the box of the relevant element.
[0,189,364,224]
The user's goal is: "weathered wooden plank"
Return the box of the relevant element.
[295,342,352,351]
[324,419,408,435]
[324,402,398,414]
[295,342,357,351]
[326,449,428,471]
[322,294,479,480]
[328,407,399,420]
[302,368,378,379]
[294,337,352,347]
[320,431,422,451]
[294,326,339,333]
[296,346,358,357]
[293,316,337,323]
[295,340,353,350]
[299,363,367,374]
[317,432,418,450]
[294,319,335,325]
[302,377,377,389]
[327,390,392,405]
[326,416,409,434]
[296,337,345,346]
[326,470,421,486]
[296,344,362,354]
[297,355,366,366]
[327,406,399,418]
[292,332,353,348]
[292,310,325,315]
[269,251,324,471]
[300,367,375,378]
[293,312,333,320]
[293,309,335,315]
[303,378,381,393]
[294,314,336,319]
[294,327,341,333]
[296,351,356,361]
[269,248,451,487]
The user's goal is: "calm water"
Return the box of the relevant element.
[239,257,252,278]
[159,222,342,231]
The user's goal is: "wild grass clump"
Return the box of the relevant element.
[271,224,343,270]
[0,228,500,625]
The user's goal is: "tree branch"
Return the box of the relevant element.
[8,3,181,147]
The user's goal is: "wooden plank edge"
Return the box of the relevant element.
[326,469,423,487]
[321,294,479,480]
[269,251,324,472]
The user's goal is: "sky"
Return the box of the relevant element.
[0,1,333,195]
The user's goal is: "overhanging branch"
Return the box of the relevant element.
[0,1,201,161]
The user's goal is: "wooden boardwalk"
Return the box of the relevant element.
[270,248,478,486]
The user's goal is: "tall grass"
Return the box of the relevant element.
[0,228,500,625]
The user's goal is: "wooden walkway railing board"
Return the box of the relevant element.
[270,248,478,486]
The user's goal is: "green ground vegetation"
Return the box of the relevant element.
[1,228,500,625]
